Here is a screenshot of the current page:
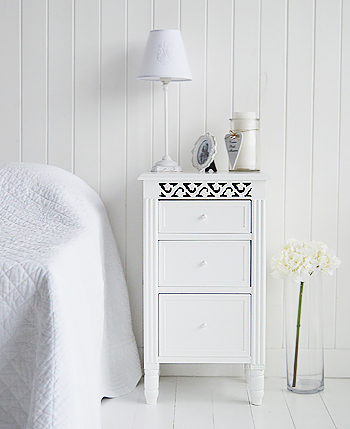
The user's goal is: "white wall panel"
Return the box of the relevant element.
[153,0,181,168]
[285,0,314,240]
[336,0,350,349]
[126,0,153,347]
[206,0,233,171]
[0,0,350,374]
[154,0,180,29]
[260,0,287,349]
[233,0,260,113]
[312,0,342,349]
[100,0,127,266]
[47,0,73,171]
[74,0,100,192]
[0,1,20,161]
[285,0,316,350]
[21,0,47,163]
[179,0,206,171]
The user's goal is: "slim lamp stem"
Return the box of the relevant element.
[150,78,181,171]
[162,80,169,158]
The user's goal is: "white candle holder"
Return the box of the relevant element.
[228,112,260,171]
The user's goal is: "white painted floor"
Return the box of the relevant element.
[101,377,350,429]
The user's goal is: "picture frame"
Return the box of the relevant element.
[191,132,217,172]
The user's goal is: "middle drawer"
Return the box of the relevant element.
[159,240,250,287]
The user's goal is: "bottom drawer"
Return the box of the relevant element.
[159,294,250,359]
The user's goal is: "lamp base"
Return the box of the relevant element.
[151,155,182,172]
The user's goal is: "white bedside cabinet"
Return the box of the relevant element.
[138,172,268,406]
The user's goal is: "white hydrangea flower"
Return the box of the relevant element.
[315,242,341,275]
[271,239,341,282]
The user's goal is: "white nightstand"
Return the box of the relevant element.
[138,172,268,405]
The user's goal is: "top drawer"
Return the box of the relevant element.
[159,200,251,234]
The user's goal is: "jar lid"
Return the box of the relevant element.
[230,112,259,120]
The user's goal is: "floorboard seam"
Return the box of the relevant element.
[282,388,297,429]
[172,377,178,429]
[319,392,338,428]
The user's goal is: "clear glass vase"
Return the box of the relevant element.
[284,275,324,394]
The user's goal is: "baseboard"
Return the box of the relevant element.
[138,347,350,378]
[160,363,244,377]
[265,348,350,378]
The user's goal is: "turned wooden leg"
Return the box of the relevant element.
[248,365,264,406]
[144,367,159,405]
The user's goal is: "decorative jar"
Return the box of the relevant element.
[229,112,260,171]
[284,275,324,394]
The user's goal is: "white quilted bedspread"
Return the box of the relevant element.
[0,163,141,428]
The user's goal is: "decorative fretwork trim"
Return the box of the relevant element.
[159,182,252,199]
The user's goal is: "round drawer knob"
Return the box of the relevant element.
[200,323,208,329]
[200,260,208,266]
[200,213,208,220]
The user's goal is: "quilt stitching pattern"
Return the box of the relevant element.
[0,163,141,428]
[0,262,58,428]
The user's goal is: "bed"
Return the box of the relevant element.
[0,163,141,428]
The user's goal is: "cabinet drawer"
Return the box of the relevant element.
[159,294,250,358]
[159,241,250,287]
[159,200,251,234]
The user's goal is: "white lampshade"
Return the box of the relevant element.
[138,29,192,82]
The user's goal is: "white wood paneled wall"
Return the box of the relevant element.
[1,0,349,375]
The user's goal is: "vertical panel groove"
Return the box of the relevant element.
[152,0,155,29]
[151,83,155,166]
[204,0,208,132]
[71,0,76,173]
[335,0,344,349]
[283,0,289,244]
[151,0,154,165]
[125,0,129,281]
[257,0,262,119]
[309,0,317,240]
[19,0,23,161]
[124,0,129,273]
[231,0,235,115]
[336,0,344,258]
[177,0,182,162]
[46,0,49,165]
[177,84,181,162]
[98,0,102,195]
[281,0,289,349]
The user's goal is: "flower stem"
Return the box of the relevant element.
[292,281,304,388]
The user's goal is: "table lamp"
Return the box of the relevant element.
[138,29,192,172]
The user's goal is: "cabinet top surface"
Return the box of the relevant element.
[138,171,269,182]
